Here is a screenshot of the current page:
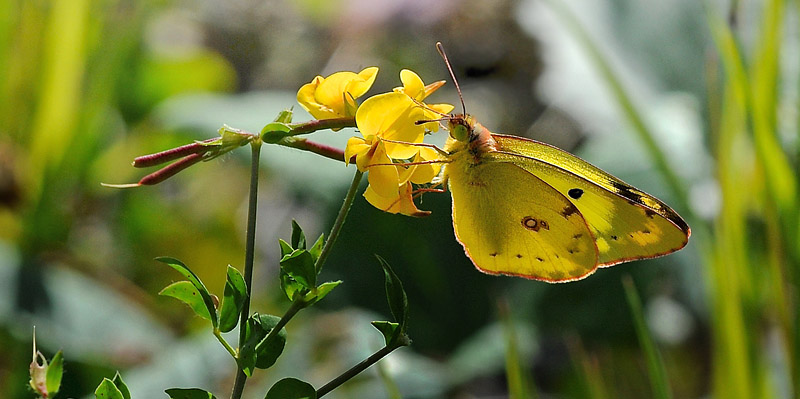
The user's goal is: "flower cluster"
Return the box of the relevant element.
[298,68,453,216]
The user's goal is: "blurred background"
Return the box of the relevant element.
[0,0,797,398]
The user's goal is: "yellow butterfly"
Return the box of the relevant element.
[434,44,690,282]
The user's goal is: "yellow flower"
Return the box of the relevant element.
[297,67,379,120]
[364,182,430,217]
[393,69,454,133]
[361,147,443,217]
[343,69,451,217]
[344,135,400,199]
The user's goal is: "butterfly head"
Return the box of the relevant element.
[446,114,474,142]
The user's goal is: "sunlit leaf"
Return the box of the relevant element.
[95,378,124,399]
[45,350,63,396]
[156,257,218,328]
[160,281,212,321]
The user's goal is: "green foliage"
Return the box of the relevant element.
[165,388,217,399]
[238,314,287,376]
[111,372,131,399]
[156,257,219,329]
[219,266,247,333]
[265,378,316,399]
[622,277,671,399]
[159,281,213,321]
[45,351,63,397]
[375,255,409,335]
[94,378,125,399]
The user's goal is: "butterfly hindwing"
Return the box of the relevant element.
[490,134,690,266]
[447,159,599,282]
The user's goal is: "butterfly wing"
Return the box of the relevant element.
[491,134,690,266]
[447,157,599,282]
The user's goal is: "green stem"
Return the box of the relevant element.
[230,140,262,399]
[259,296,306,351]
[316,342,404,398]
[314,170,364,272]
[214,329,237,359]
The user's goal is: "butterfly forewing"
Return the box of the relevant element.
[490,134,690,266]
[447,158,599,282]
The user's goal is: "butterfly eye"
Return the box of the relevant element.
[450,123,469,142]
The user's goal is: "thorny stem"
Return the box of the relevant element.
[230,140,262,399]
[314,170,364,272]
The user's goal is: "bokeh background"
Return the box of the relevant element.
[1,0,797,398]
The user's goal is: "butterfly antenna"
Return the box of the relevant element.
[436,41,466,115]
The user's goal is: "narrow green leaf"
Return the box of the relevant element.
[165,387,217,399]
[111,372,131,399]
[291,220,306,249]
[279,239,294,257]
[265,378,316,399]
[309,234,325,263]
[303,280,342,306]
[375,255,408,331]
[219,265,247,333]
[622,276,672,399]
[371,321,401,346]
[280,249,316,289]
[45,350,63,396]
[155,257,218,328]
[95,378,124,399]
[160,281,212,321]
[254,314,287,369]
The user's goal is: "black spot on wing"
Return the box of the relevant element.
[568,188,584,199]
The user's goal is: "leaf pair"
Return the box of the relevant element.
[238,314,288,376]
[158,258,247,333]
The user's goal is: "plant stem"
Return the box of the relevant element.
[316,343,403,398]
[287,117,355,135]
[278,137,355,164]
[314,170,363,272]
[214,329,237,359]
[230,140,262,399]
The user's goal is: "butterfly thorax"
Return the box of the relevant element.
[445,114,497,165]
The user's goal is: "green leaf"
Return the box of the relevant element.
[219,265,247,333]
[155,257,218,328]
[279,239,294,258]
[275,108,294,124]
[291,220,306,249]
[260,122,292,144]
[45,350,63,396]
[371,321,401,346]
[280,249,316,289]
[308,234,325,264]
[111,372,131,399]
[95,378,125,399]
[280,270,306,301]
[239,313,287,375]
[303,280,341,306]
[375,255,408,331]
[165,387,217,399]
[160,281,212,321]
[265,378,316,399]
[623,276,672,399]
[254,314,287,369]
